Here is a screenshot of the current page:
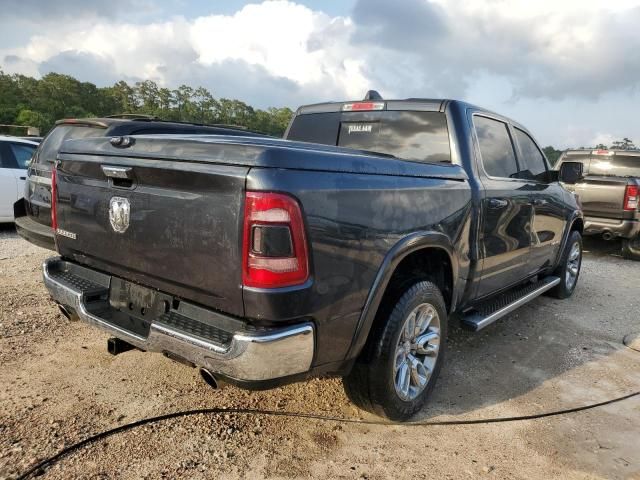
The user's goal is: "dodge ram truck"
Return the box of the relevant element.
[556,149,640,260]
[41,95,583,420]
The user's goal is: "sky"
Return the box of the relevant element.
[1,0,639,148]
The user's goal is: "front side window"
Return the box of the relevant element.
[474,116,518,178]
[514,128,547,182]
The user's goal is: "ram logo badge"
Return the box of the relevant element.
[109,197,130,233]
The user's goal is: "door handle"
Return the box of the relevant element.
[19,176,26,180]
[487,198,508,209]
[532,198,547,206]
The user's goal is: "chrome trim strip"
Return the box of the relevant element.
[30,175,52,186]
[42,257,314,381]
[101,165,133,179]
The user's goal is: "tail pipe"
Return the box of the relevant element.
[602,231,614,241]
[58,304,79,321]
[199,368,220,390]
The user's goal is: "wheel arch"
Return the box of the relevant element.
[553,211,584,269]
[345,231,458,361]
[571,216,584,234]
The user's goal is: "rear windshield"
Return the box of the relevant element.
[287,111,451,163]
[37,124,106,163]
[561,152,640,177]
[589,154,640,177]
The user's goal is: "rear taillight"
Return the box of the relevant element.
[624,185,639,211]
[242,192,309,288]
[51,167,58,231]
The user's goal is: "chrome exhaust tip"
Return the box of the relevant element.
[199,368,219,389]
[58,304,71,320]
[58,304,79,321]
[603,231,614,241]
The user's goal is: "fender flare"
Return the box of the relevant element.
[553,211,584,269]
[345,231,459,361]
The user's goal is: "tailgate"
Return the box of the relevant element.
[54,153,248,317]
[574,176,629,220]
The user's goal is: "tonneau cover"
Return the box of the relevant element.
[58,135,468,181]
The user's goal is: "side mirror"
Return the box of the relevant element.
[558,162,584,184]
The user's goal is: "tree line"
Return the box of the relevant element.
[0,71,294,136]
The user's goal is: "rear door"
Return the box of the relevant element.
[0,143,18,220]
[512,128,566,270]
[7,141,36,198]
[473,115,533,298]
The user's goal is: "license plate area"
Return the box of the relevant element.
[109,277,173,323]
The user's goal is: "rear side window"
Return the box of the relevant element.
[37,124,106,164]
[287,111,451,163]
[474,116,518,178]
[0,143,14,168]
[287,112,343,145]
[9,143,37,169]
[514,128,548,182]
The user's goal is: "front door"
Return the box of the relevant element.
[473,115,534,298]
[512,128,566,271]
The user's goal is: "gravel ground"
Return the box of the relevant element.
[1,224,639,479]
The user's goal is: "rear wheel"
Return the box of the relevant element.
[549,230,582,299]
[622,235,640,261]
[343,281,447,421]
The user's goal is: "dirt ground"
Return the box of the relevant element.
[1,225,639,480]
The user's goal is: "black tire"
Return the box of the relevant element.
[622,235,640,261]
[343,281,447,421]
[549,230,582,299]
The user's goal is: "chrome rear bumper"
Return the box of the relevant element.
[42,257,314,382]
[584,217,640,239]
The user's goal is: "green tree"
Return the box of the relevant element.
[193,87,217,124]
[611,138,636,150]
[16,109,51,132]
[542,146,562,166]
[135,80,160,115]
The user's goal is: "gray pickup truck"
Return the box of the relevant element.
[40,95,583,420]
[557,149,640,259]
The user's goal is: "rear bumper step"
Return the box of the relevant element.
[461,276,561,331]
[42,257,314,382]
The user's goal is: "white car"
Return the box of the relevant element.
[0,136,39,222]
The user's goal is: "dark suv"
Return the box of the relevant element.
[14,115,265,250]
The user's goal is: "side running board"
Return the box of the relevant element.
[461,276,561,332]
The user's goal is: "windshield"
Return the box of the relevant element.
[37,124,106,164]
[287,110,451,163]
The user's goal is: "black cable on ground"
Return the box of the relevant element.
[16,390,640,480]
